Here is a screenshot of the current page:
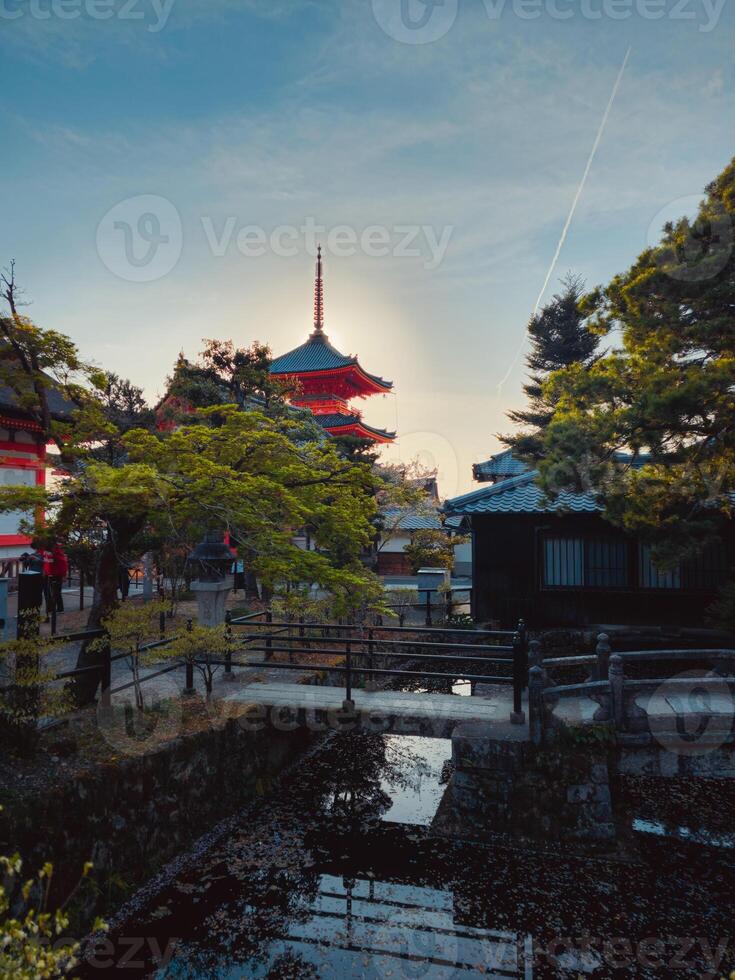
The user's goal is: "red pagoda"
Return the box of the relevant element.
[270,249,395,444]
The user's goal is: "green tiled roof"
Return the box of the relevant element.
[445,471,600,516]
[270,332,392,389]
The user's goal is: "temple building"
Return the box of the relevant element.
[270,249,395,445]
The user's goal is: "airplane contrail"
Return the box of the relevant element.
[497,46,633,397]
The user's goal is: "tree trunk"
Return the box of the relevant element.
[71,519,142,705]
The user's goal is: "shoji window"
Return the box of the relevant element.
[543,538,584,587]
[544,537,629,588]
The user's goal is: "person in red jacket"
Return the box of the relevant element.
[49,542,69,614]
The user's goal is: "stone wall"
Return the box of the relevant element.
[0,713,317,920]
[434,721,616,845]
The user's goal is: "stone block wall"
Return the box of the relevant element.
[435,722,616,844]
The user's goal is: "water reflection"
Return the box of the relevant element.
[82,733,735,979]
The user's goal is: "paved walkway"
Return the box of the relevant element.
[224,682,524,737]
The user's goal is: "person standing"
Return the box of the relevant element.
[49,542,68,614]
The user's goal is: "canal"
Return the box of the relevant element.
[81,728,735,978]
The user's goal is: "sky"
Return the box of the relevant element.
[2,0,734,496]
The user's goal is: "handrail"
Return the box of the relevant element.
[239,645,513,666]
[232,619,515,638]
[240,634,513,655]
[197,659,512,686]
[619,648,735,661]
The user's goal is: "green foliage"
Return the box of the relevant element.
[501,273,600,460]
[0,846,104,979]
[553,721,616,750]
[160,622,232,695]
[404,529,457,574]
[93,602,169,710]
[534,157,735,566]
[162,339,294,416]
[0,625,73,752]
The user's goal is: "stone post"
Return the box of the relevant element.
[187,532,234,629]
[528,665,544,746]
[609,654,625,732]
[596,633,611,681]
[529,639,543,670]
[142,551,154,602]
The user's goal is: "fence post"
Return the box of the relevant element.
[344,640,354,709]
[596,633,611,682]
[183,619,195,695]
[511,631,526,725]
[528,665,544,745]
[366,627,376,692]
[79,572,84,612]
[224,610,234,682]
[299,616,305,640]
[265,609,273,661]
[517,619,529,686]
[609,654,625,732]
[425,590,432,627]
[100,633,112,709]
[159,610,166,639]
[529,639,543,670]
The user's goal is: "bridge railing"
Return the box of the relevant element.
[222,615,531,724]
[529,633,735,745]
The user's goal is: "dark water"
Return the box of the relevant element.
[81,733,735,979]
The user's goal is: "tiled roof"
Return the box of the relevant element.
[473,448,650,483]
[270,332,392,389]
[0,383,76,422]
[445,471,600,516]
[314,413,396,440]
[382,509,444,531]
[473,449,529,480]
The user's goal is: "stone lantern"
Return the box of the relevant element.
[187,531,234,627]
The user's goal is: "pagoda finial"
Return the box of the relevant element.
[312,244,325,336]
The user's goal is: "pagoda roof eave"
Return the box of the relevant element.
[272,362,392,396]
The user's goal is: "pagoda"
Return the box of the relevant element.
[270,249,395,444]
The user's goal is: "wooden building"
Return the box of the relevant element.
[445,452,732,629]
[0,381,74,562]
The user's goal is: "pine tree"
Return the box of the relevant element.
[500,273,600,461]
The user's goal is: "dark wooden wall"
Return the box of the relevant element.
[470,512,732,630]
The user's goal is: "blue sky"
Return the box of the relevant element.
[2,0,733,494]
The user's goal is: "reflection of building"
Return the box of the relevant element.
[446,450,733,629]
[270,249,395,444]
[0,382,74,561]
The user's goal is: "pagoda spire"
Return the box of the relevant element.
[312,244,325,336]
